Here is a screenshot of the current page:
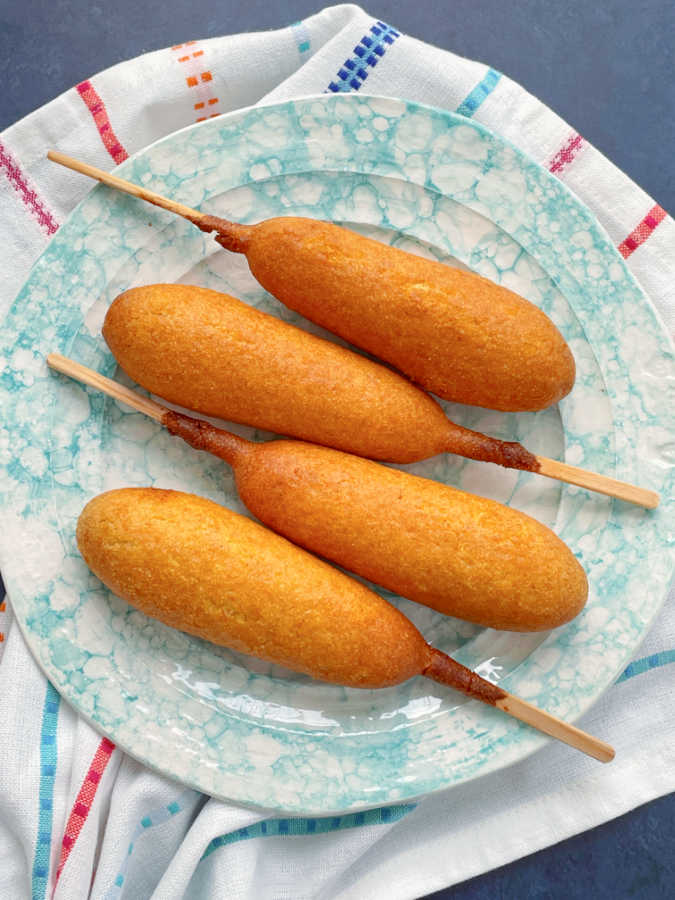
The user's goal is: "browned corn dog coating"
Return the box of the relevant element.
[77,488,512,707]
[76,488,429,688]
[75,486,612,758]
[166,413,588,632]
[103,284,537,470]
[213,218,575,412]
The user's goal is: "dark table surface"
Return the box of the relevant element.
[1,1,673,897]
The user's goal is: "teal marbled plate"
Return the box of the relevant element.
[0,95,673,813]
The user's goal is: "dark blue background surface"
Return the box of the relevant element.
[1,1,673,897]
[1,0,673,212]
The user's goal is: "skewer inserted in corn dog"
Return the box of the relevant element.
[101,284,659,508]
[45,154,659,508]
[49,354,588,632]
[77,487,614,762]
[48,150,573,412]
[103,284,537,469]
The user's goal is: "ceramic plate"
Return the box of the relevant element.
[0,96,672,813]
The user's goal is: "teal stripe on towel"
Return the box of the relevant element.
[616,649,675,684]
[456,68,502,117]
[200,803,415,862]
[32,682,60,900]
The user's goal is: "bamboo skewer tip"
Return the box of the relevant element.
[425,649,614,763]
[46,352,166,422]
[47,150,204,224]
[536,455,659,510]
[496,693,615,763]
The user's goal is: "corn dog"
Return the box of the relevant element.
[207,217,575,411]
[48,353,588,631]
[77,488,426,687]
[76,488,612,762]
[164,413,587,632]
[103,284,537,469]
[47,151,576,412]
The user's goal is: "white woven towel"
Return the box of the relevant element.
[0,5,673,898]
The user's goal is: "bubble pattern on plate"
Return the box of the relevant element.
[0,96,672,812]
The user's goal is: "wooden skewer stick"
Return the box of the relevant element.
[495,694,614,762]
[46,151,659,510]
[47,351,615,763]
[47,354,166,422]
[426,652,614,763]
[536,457,658,509]
[47,150,208,226]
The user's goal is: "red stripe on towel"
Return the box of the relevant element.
[0,141,59,235]
[54,738,116,883]
[549,133,586,175]
[617,205,667,258]
[76,81,129,164]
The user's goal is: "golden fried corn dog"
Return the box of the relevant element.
[77,488,426,687]
[208,217,575,411]
[103,285,537,469]
[77,488,611,762]
[164,414,588,632]
[46,151,577,412]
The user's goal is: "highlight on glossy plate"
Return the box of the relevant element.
[0,95,672,813]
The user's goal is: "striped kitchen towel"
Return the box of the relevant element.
[0,5,673,898]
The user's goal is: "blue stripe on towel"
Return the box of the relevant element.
[200,803,415,862]
[32,682,60,900]
[616,649,675,684]
[456,68,502,117]
[326,21,401,93]
[291,20,312,55]
[104,789,198,899]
